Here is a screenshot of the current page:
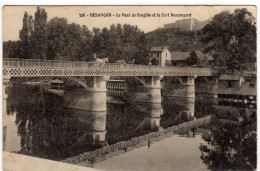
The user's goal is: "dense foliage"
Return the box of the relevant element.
[185,50,200,66]
[200,115,256,170]
[145,27,204,52]
[201,8,256,71]
[3,7,149,64]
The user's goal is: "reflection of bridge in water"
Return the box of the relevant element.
[3,91,196,159]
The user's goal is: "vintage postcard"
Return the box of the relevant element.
[2,5,257,171]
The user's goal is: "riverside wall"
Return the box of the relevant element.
[62,115,211,166]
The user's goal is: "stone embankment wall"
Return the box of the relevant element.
[62,115,211,166]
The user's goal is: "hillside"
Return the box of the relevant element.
[145,27,206,52]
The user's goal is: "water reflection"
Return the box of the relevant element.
[161,97,195,128]
[6,82,99,160]
[106,102,163,144]
[71,109,107,145]
[3,80,256,170]
[127,102,163,130]
[5,82,167,160]
[3,112,21,152]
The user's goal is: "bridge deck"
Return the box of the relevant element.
[3,58,217,77]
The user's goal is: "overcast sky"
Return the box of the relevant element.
[2,6,256,41]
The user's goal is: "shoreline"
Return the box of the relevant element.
[62,115,211,167]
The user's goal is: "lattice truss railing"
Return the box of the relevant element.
[3,58,216,77]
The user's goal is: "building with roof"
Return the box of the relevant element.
[170,51,213,67]
[217,74,256,110]
[219,74,245,89]
[149,47,213,67]
[149,46,171,66]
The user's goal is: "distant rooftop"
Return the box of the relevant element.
[171,51,213,61]
[219,74,242,81]
[150,47,164,52]
[171,52,190,61]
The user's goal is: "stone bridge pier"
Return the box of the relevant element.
[124,76,163,103]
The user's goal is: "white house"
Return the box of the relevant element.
[149,46,171,66]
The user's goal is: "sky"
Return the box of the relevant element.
[2,5,256,41]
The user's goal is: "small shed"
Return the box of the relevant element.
[219,74,244,88]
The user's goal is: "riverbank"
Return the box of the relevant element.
[94,134,208,171]
[62,115,211,167]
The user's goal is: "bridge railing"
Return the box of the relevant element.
[3,58,216,75]
[3,58,94,69]
[3,58,166,70]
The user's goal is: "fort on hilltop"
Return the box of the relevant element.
[164,18,209,31]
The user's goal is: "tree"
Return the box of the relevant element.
[104,24,122,62]
[46,18,67,60]
[78,25,93,61]
[134,31,150,64]
[121,24,149,64]
[201,8,256,71]
[13,7,148,62]
[65,23,83,60]
[3,41,22,58]
[151,57,159,65]
[31,7,48,60]
[46,18,83,61]
[200,114,256,170]
[91,27,102,60]
[186,50,199,66]
[19,11,34,59]
[90,24,148,63]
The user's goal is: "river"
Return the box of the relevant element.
[3,79,256,170]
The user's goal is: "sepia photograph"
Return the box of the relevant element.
[2,5,257,171]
